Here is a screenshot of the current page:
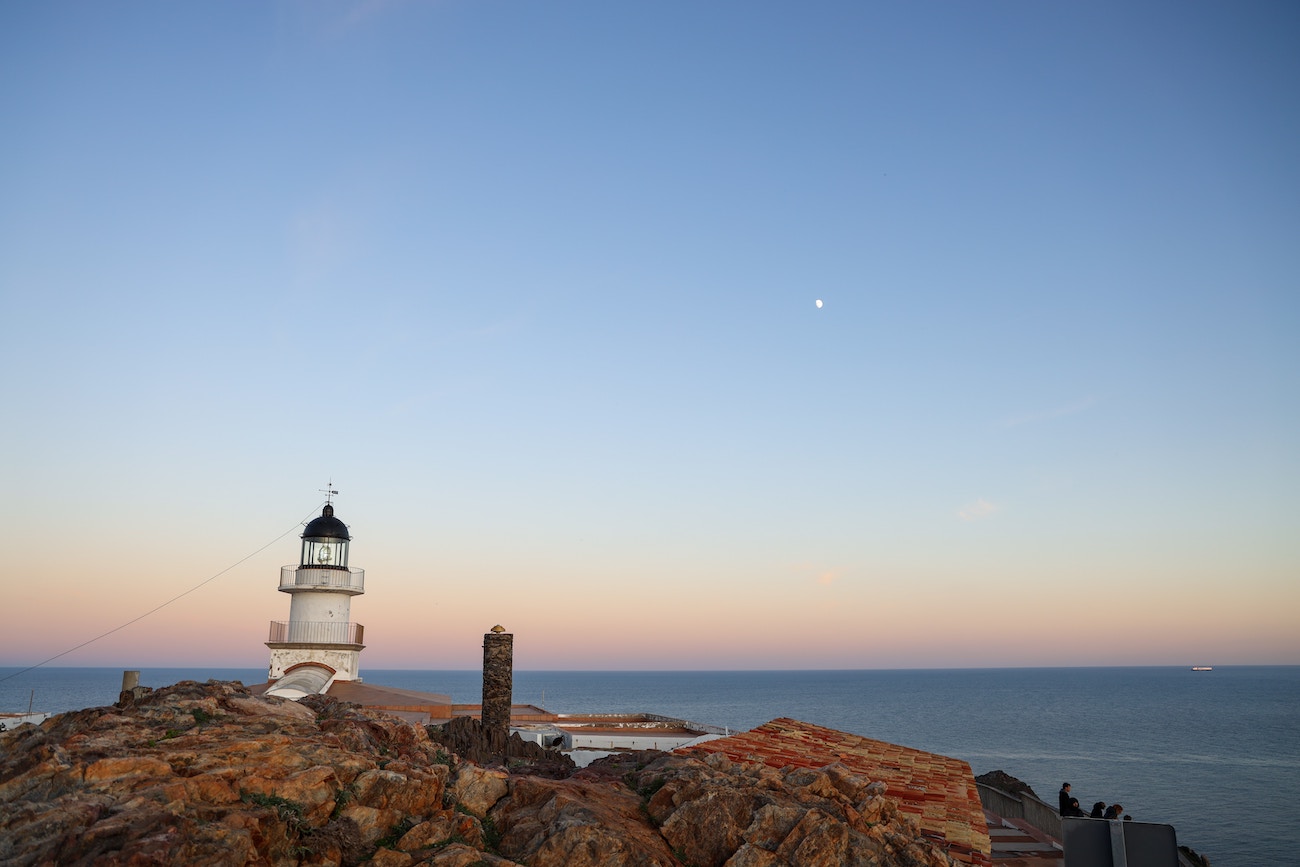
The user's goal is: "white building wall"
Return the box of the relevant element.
[287,591,352,623]
[562,731,702,751]
[268,647,360,681]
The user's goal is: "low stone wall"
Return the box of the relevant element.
[977,782,1062,840]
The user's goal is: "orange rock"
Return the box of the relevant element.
[0,680,961,867]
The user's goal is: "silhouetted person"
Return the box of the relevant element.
[1090,801,1107,818]
[1059,782,1073,815]
[1104,803,1124,820]
[1063,798,1087,817]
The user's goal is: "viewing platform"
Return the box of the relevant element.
[279,565,365,594]
[977,782,1197,866]
[265,620,364,647]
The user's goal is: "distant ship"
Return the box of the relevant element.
[1191,666,1213,671]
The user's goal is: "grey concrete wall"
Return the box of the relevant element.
[1024,794,1064,840]
[977,783,1062,840]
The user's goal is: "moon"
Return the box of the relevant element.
[815,299,823,308]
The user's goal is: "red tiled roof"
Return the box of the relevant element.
[682,717,992,866]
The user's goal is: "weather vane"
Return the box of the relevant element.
[319,480,338,504]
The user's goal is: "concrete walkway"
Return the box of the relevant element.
[985,809,1063,865]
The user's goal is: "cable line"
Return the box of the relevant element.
[0,502,326,685]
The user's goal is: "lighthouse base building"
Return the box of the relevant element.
[263,502,367,699]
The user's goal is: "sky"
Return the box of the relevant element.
[1,1,1296,672]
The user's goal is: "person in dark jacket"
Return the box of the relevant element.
[1103,803,1125,820]
[1058,782,1073,814]
[1063,798,1088,817]
[1090,801,1107,818]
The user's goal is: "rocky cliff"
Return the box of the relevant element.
[0,680,961,866]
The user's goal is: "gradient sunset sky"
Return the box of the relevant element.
[2,2,1296,672]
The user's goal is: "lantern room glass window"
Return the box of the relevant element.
[302,538,348,568]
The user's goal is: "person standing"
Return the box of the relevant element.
[1059,782,1073,815]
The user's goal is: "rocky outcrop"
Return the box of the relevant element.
[973,770,1037,799]
[632,752,954,867]
[0,680,961,866]
[428,715,575,779]
[0,680,463,866]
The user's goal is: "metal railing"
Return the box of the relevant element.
[279,566,365,593]
[977,782,1062,840]
[267,621,364,646]
[979,783,1200,866]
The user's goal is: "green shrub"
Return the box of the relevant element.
[638,776,665,799]
[481,815,501,852]
[372,818,416,850]
[330,783,356,820]
[240,791,305,822]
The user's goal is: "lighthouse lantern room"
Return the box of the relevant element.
[266,499,366,698]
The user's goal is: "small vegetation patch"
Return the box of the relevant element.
[480,815,501,852]
[637,775,666,799]
[330,783,356,820]
[432,832,471,850]
[674,848,704,867]
[240,791,317,860]
[241,791,306,823]
[372,817,416,850]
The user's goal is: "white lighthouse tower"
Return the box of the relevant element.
[265,496,366,698]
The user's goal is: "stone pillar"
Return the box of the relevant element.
[117,670,148,706]
[481,625,514,741]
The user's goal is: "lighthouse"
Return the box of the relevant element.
[265,499,366,698]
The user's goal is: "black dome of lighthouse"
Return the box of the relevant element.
[303,503,351,541]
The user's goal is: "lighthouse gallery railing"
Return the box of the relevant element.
[279,566,365,593]
[266,621,364,646]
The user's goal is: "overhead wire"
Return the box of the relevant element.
[0,502,327,685]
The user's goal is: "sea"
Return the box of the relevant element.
[2,665,1296,866]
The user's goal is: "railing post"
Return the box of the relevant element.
[1109,819,1128,867]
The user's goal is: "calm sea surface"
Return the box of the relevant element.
[3,666,1296,866]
